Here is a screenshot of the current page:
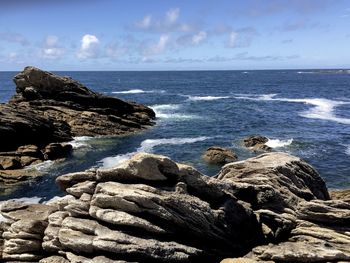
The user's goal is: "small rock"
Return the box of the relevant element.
[243,135,272,152]
[43,143,72,160]
[203,146,238,165]
[0,156,21,170]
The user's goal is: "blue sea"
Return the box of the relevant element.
[0,70,350,202]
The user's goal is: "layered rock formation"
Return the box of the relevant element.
[0,67,155,183]
[0,152,349,262]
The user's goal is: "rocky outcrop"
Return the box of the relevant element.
[0,152,349,263]
[203,146,238,165]
[243,135,272,152]
[218,153,350,262]
[0,66,155,183]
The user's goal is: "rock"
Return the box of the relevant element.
[203,146,238,165]
[0,201,57,262]
[39,256,70,263]
[0,156,21,170]
[330,189,350,202]
[52,153,264,262]
[16,144,42,158]
[1,152,349,263]
[243,135,272,152]
[0,66,155,183]
[0,168,42,184]
[243,135,269,147]
[43,143,73,160]
[217,152,330,212]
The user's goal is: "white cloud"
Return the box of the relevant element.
[77,34,100,59]
[136,15,152,29]
[106,42,128,60]
[228,31,238,48]
[166,8,180,24]
[134,8,193,33]
[192,31,207,45]
[145,34,170,56]
[0,32,29,46]
[41,35,65,59]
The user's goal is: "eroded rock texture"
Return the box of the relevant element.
[0,152,349,263]
[218,152,350,262]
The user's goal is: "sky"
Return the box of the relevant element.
[0,0,349,71]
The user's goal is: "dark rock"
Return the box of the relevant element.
[243,135,272,152]
[43,143,72,160]
[0,66,155,183]
[203,146,238,165]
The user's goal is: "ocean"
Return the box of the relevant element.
[0,70,349,202]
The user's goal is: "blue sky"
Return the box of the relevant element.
[0,0,349,70]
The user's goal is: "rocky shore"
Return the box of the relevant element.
[0,67,155,184]
[0,152,349,262]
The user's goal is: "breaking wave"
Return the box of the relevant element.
[100,136,211,168]
[112,89,165,94]
[187,95,230,101]
[150,104,200,120]
[233,94,350,125]
[265,138,293,148]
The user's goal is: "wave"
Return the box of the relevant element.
[29,160,54,172]
[265,138,293,148]
[112,89,165,94]
[233,94,350,125]
[345,145,350,156]
[150,104,200,120]
[137,136,210,152]
[100,136,211,168]
[70,136,93,149]
[297,71,315,74]
[187,95,230,101]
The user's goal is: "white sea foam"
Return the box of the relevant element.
[297,71,315,74]
[187,95,230,101]
[265,138,293,148]
[233,94,350,125]
[100,136,211,168]
[150,104,199,120]
[29,160,54,172]
[70,136,93,149]
[137,136,210,152]
[112,89,164,94]
[345,145,350,156]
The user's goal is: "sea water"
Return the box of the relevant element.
[0,70,349,202]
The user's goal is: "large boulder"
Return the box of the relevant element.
[203,146,238,165]
[217,152,350,262]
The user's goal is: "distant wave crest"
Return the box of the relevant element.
[346,145,350,156]
[233,94,350,125]
[187,95,230,101]
[112,89,165,94]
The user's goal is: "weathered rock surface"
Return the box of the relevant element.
[0,66,155,183]
[0,152,349,263]
[330,189,350,203]
[243,135,272,152]
[203,146,238,165]
[218,153,350,262]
